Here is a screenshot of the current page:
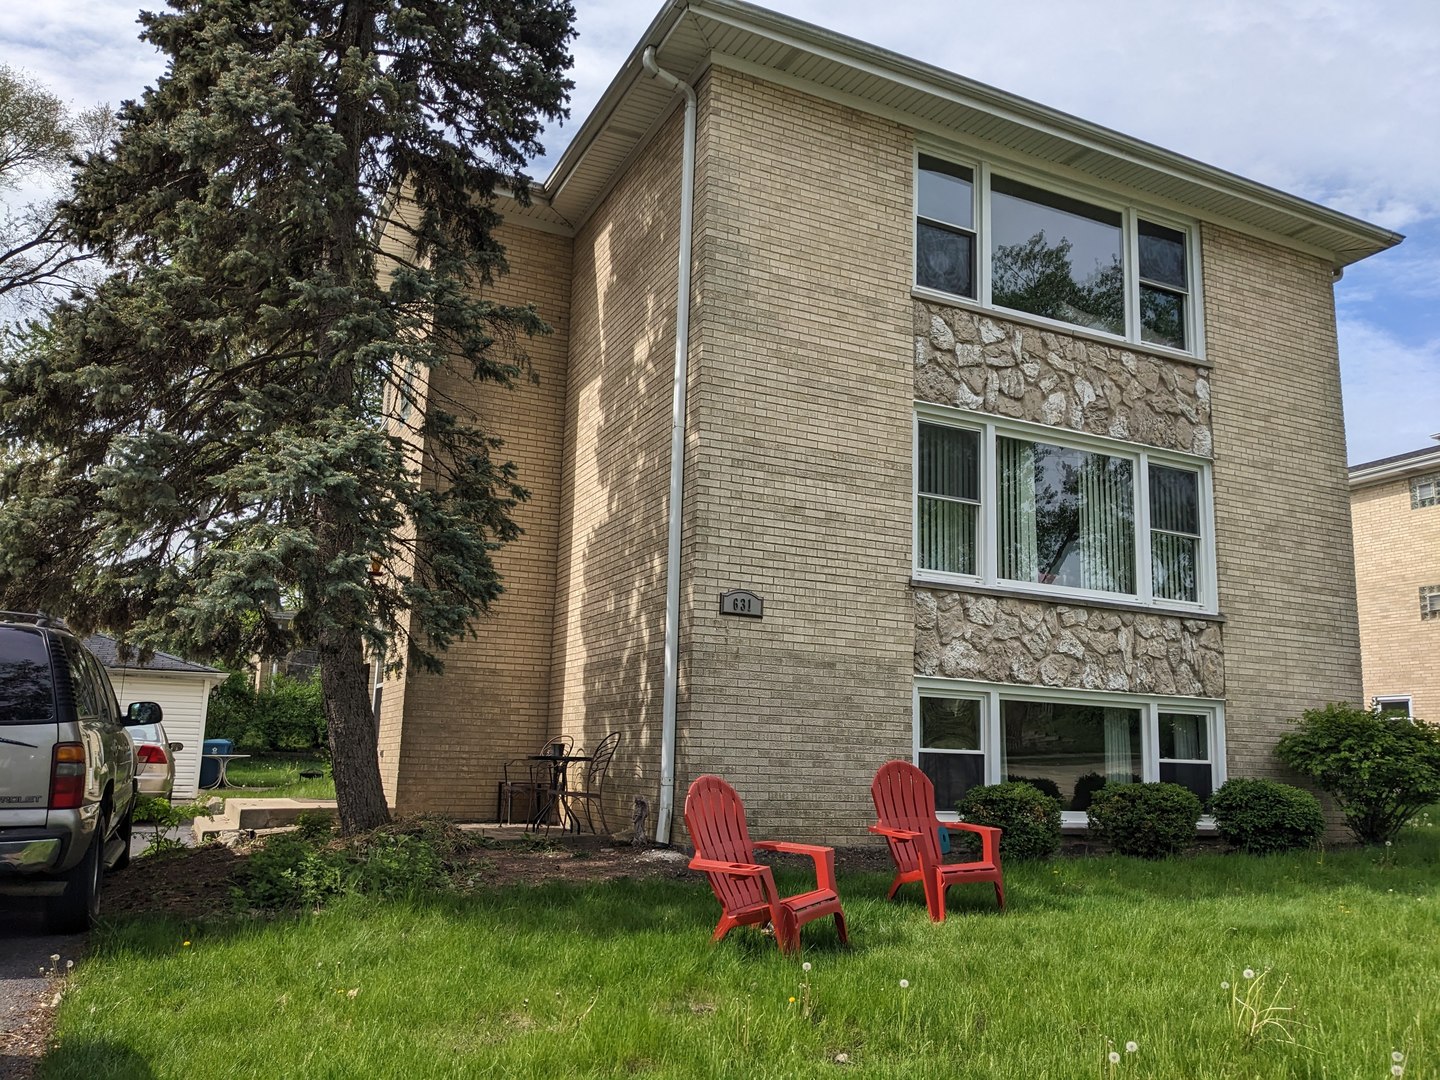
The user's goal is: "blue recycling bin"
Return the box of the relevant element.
[199,739,233,789]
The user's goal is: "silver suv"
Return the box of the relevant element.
[0,614,157,932]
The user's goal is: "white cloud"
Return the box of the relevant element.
[1339,317,1440,464]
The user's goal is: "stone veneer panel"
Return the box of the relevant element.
[915,590,1224,698]
[914,301,1213,456]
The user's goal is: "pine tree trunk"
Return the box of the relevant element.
[319,623,390,834]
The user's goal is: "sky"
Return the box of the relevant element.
[2,0,1437,464]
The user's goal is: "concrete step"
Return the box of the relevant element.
[193,799,338,841]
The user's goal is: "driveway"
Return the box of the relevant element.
[0,900,81,1079]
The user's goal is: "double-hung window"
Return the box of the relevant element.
[915,407,1216,611]
[917,681,1225,820]
[916,152,1200,355]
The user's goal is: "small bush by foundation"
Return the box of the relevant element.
[1086,782,1202,858]
[956,781,1062,861]
[1209,778,1324,854]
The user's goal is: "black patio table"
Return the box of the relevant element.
[525,753,593,833]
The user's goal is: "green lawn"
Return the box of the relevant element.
[211,753,336,800]
[48,823,1438,1079]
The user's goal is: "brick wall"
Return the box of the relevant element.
[1352,473,1440,720]
[1202,223,1363,782]
[677,67,916,842]
[389,218,573,816]
[547,108,686,835]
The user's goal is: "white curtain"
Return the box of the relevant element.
[1103,708,1135,783]
[1079,457,1134,593]
[998,439,1037,582]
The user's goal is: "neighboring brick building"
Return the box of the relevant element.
[1350,437,1440,722]
[376,0,1400,842]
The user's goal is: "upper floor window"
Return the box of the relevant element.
[1412,474,1439,509]
[916,406,1216,611]
[1422,585,1440,621]
[916,153,1198,355]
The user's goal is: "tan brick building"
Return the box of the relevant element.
[377,0,1400,843]
[1350,438,1440,722]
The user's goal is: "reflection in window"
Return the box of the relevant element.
[917,423,980,575]
[1150,465,1201,602]
[916,156,976,299]
[1001,699,1140,811]
[919,696,984,810]
[0,629,55,724]
[991,176,1124,336]
[998,438,1135,594]
[1139,219,1189,350]
[1158,711,1213,801]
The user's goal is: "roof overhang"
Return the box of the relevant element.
[535,0,1400,266]
[1349,440,1440,488]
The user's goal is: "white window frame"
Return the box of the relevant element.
[913,403,1218,614]
[1373,695,1413,717]
[913,147,1205,361]
[916,677,1226,828]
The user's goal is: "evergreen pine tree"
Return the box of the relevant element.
[0,0,575,833]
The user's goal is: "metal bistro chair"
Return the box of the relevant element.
[498,735,573,825]
[561,731,620,834]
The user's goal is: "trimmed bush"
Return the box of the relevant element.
[1276,702,1440,845]
[1209,778,1324,854]
[206,671,327,752]
[1086,782,1202,858]
[955,781,1062,861]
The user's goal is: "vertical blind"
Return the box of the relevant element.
[917,424,979,574]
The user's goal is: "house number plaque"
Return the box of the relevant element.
[719,590,764,618]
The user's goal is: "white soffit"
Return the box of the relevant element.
[538,0,1400,265]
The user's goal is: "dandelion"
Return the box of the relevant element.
[1242,968,1255,980]
[802,962,812,972]
[834,1053,850,1064]
[1108,1051,1120,1064]
[65,960,74,971]
[1391,1066,1403,1077]
[1393,1052,1405,1063]
[1125,1041,1138,1053]
[899,979,910,989]
[1220,981,1230,990]
[346,988,359,1000]
[789,996,796,1004]
[182,941,191,948]
[49,954,59,964]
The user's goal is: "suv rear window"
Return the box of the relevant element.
[0,627,55,724]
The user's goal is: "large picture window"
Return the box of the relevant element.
[917,153,1199,355]
[916,681,1224,819]
[915,408,1215,611]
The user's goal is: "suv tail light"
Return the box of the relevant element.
[50,742,86,810]
[136,744,168,765]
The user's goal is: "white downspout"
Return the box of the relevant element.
[643,46,696,846]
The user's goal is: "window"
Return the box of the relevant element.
[917,680,1224,820]
[1374,696,1412,717]
[916,153,1198,354]
[1422,586,1440,620]
[915,408,1214,610]
[0,628,55,725]
[1413,474,1440,509]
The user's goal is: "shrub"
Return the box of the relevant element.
[1086,782,1202,858]
[206,670,327,752]
[1275,702,1440,845]
[132,795,216,857]
[1209,778,1324,854]
[955,781,1062,861]
[234,815,467,909]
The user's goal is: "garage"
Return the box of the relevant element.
[86,635,227,801]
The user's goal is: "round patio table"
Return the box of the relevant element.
[525,754,593,833]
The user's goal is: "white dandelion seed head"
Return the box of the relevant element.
[1393,1052,1405,1063]
[1108,1051,1120,1064]
[899,979,909,989]
[1220,981,1230,990]
[1125,1041,1138,1053]
[802,962,812,972]
[1392,1066,1403,1077]
[1242,968,1255,980]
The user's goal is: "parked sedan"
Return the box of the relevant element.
[124,722,182,800]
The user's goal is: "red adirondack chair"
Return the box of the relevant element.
[869,760,1005,921]
[684,775,849,954]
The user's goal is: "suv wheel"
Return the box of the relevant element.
[45,814,106,934]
